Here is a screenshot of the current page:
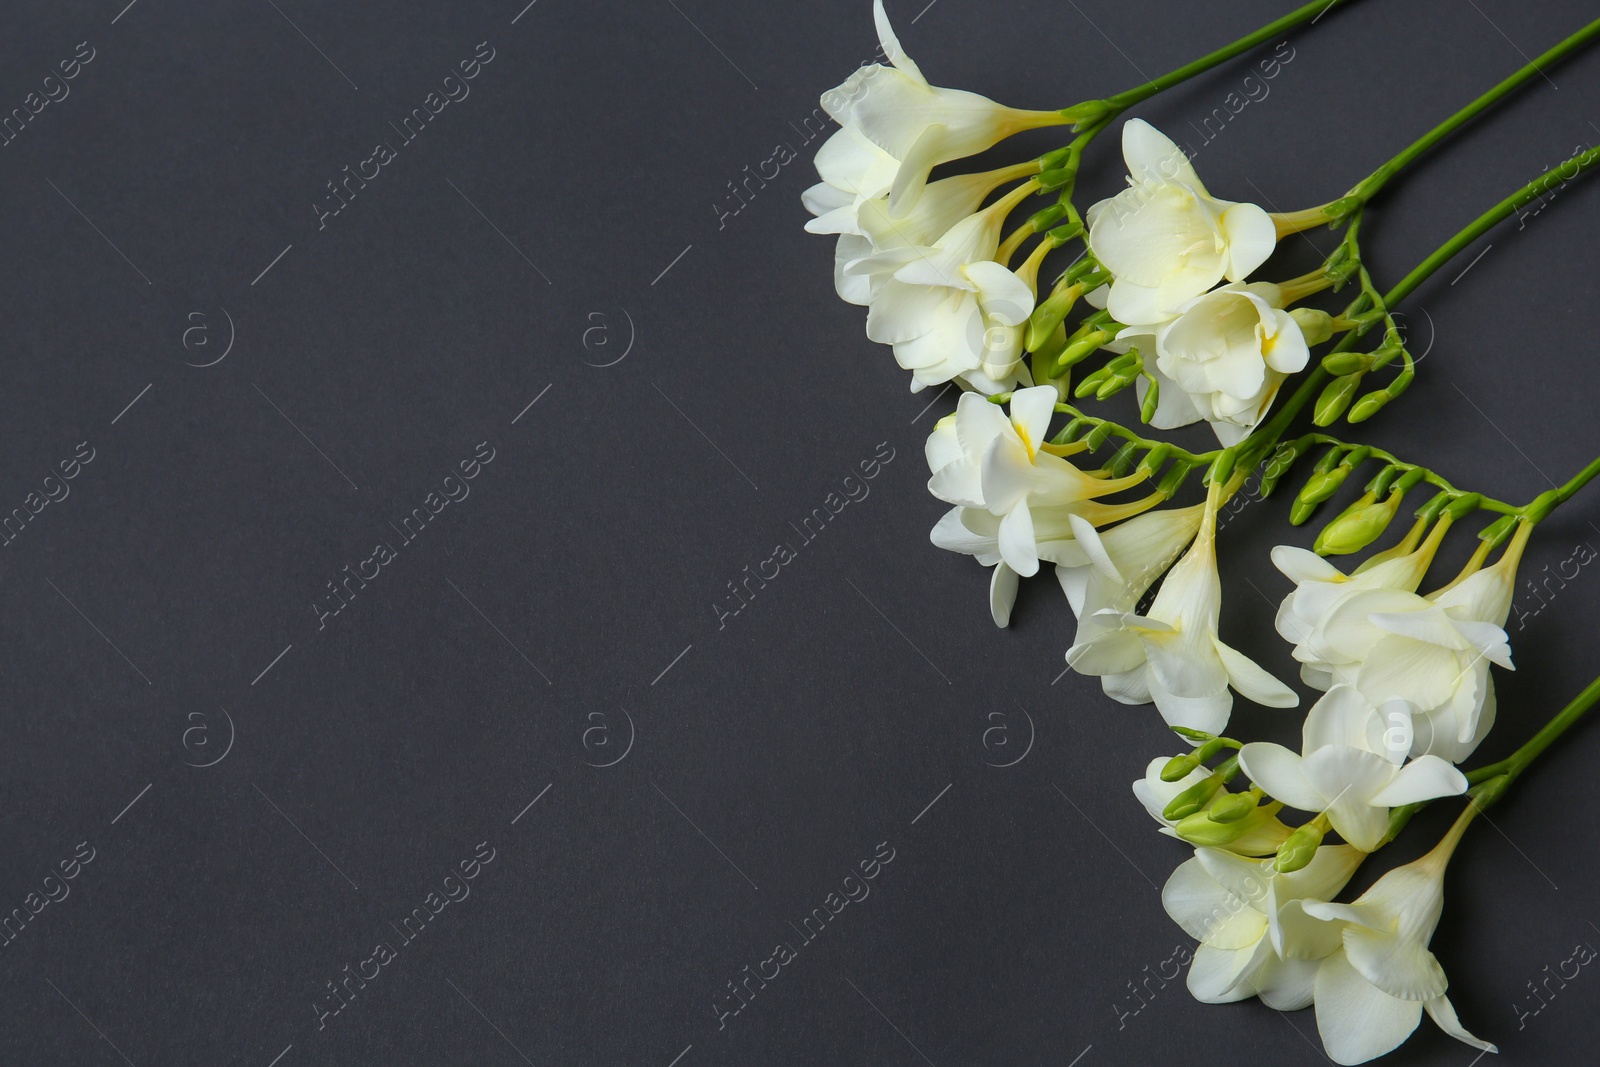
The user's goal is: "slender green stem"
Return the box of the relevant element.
[1339,16,1600,214]
[1099,0,1354,112]
[1469,674,1600,789]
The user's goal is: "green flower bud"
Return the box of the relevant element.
[1320,350,1370,377]
[1274,822,1325,873]
[1313,489,1402,555]
[1083,422,1116,453]
[1173,808,1256,847]
[1139,376,1160,424]
[1026,285,1081,352]
[1290,307,1335,347]
[1055,330,1108,372]
[1160,753,1201,782]
[1206,792,1259,824]
[1313,373,1363,426]
[1297,465,1349,508]
[1162,776,1224,822]
[1347,388,1392,423]
[1137,443,1173,479]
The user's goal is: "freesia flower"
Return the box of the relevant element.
[1302,821,1496,1064]
[1086,119,1277,325]
[821,0,1066,215]
[847,182,1041,392]
[1141,282,1310,445]
[1066,482,1297,733]
[1238,686,1468,850]
[1163,845,1362,1008]
[1132,757,1292,856]
[926,388,1155,622]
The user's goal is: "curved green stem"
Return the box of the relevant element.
[1337,16,1600,216]
[1098,0,1355,113]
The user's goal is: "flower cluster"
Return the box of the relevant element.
[805,3,1600,1063]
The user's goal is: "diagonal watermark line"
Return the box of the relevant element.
[264,0,359,90]
[652,383,758,490]
[1452,382,1557,487]
[252,243,294,286]
[652,243,694,286]
[1066,1045,1093,1067]
[446,979,537,1066]
[841,976,936,1067]
[252,783,360,890]
[111,1,140,25]
[111,383,153,425]
[45,578,151,685]
[1464,0,1558,89]
[1450,243,1493,284]
[911,0,940,23]
[663,0,758,89]
[1054,783,1160,891]
[910,783,952,825]
[252,643,294,685]
[1050,664,1072,685]
[44,979,136,1066]
[1477,807,1559,890]
[265,1045,293,1067]
[511,0,541,24]
[445,578,552,684]
[511,783,553,824]
[111,783,153,825]
[251,382,360,490]
[512,383,553,424]
[910,383,953,425]
[665,1046,693,1067]
[652,643,693,685]
[45,178,152,285]
[444,178,551,284]
[845,578,951,684]
[652,780,759,890]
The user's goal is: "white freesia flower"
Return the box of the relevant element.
[926,388,1153,623]
[847,182,1040,392]
[1239,686,1468,851]
[1303,824,1496,1064]
[1086,119,1277,325]
[1132,757,1292,856]
[1277,525,1528,763]
[1272,522,1448,689]
[1138,282,1310,445]
[822,0,1066,215]
[1066,483,1298,733]
[1163,845,1362,1008]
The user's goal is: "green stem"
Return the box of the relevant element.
[1339,16,1600,214]
[1470,674,1600,789]
[1100,0,1354,112]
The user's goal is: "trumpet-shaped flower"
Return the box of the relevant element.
[1238,686,1467,850]
[1132,757,1292,856]
[847,187,1039,393]
[1303,827,1496,1064]
[1086,120,1277,325]
[1140,283,1310,445]
[926,389,1154,622]
[1066,483,1297,734]
[821,0,1065,216]
[1163,845,1362,1008]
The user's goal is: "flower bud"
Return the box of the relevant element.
[1274,821,1325,873]
[1313,373,1363,426]
[1160,753,1200,782]
[1162,776,1223,822]
[1313,489,1402,555]
[1320,350,1370,377]
[1206,792,1259,823]
[1026,285,1081,352]
[1347,388,1392,423]
[1297,465,1349,509]
[1172,808,1256,847]
[1290,307,1335,347]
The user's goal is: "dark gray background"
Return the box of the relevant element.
[0,0,1596,1064]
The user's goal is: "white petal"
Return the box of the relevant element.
[1007,385,1059,454]
[887,122,946,216]
[1187,943,1263,1004]
[1120,118,1202,189]
[967,260,1036,327]
[1314,952,1424,1065]
[989,562,1019,628]
[997,500,1040,577]
[1238,743,1323,812]
[872,0,925,82]
[1219,200,1277,281]
[1424,996,1497,1054]
[1214,637,1299,708]
[1370,756,1467,806]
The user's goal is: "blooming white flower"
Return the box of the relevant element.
[845,181,1040,392]
[926,388,1152,623]
[821,0,1066,215]
[1302,827,1496,1064]
[1163,845,1362,1008]
[1238,686,1468,851]
[1086,119,1277,325]
[1139,282,1310,445]
[1132,757,1292,856]
[1066,483,1297,733]
[1276,525,1527,763]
